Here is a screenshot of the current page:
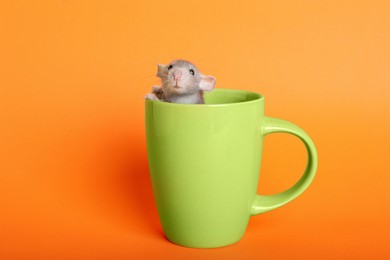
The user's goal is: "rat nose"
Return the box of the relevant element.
[173,70,182,80]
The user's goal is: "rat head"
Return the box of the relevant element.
[156,60,216,95]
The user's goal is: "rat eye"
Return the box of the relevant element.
[167,64,173,70]
[189,69,195,76]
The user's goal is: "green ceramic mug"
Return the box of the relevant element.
[145,89,318,248]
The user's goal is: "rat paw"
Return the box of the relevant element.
[145,93,160,101]
[151,85,162,93]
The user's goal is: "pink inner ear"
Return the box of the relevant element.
[156,64,166,77]
[199,75,216,91]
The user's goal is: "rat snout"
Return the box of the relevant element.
[172,70,182,81]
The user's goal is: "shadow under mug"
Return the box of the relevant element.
[145,89,318,248]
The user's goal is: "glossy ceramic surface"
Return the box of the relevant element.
[145,89,317,248]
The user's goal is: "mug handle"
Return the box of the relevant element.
[251,117,318,215]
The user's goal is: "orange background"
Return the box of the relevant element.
[1,0,389,259]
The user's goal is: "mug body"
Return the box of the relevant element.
[145,89,265,248]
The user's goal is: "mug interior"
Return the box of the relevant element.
[204,89,262,105]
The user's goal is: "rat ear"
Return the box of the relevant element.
[199,75,216,91]
[156,64,167,78]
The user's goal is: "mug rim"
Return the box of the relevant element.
[145,88,264,107]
